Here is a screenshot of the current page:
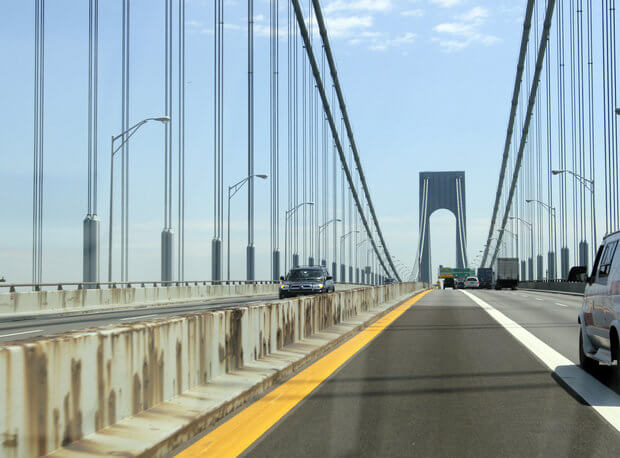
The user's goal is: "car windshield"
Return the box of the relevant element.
[287,269,323,281]
[466,277,477,281]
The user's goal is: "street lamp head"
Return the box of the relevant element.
[525,199,533,203]
[256,174,268,179]
[551,169,563,175]
[153,116,171,123]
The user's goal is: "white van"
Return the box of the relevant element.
[578,231,620,390]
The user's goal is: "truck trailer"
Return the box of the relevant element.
[476,267,493,289]
[493,257,519,290]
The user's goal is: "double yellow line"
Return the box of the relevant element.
[177,289,431,457]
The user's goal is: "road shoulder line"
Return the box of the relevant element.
[461,290,620,432]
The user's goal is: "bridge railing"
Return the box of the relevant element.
[0,280,372,293]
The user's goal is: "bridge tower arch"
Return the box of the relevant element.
[416,171,468,283]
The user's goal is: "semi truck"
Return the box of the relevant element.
[476,267,493,289]
[493,257,519,290]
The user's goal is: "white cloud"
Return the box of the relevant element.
[324,0,393,14]
[459,6,489,23]
[368,32,417,51]
[324,15,374,37]
[401,9,424,17]
[432,5,501,52]
[431,0,462,7]
[434,22,474,35]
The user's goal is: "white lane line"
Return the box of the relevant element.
[555,302,569,307]
[535,298,543,301]
[0,329,43,338]
[120,314,157,321]
[461,290,620,432]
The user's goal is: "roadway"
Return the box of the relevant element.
[175,288,619,457]
[0,293,277,343]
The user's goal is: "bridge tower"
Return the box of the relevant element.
[417,171,468,283]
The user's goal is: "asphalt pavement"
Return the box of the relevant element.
[240,288,619,457]
[0,293,277,343]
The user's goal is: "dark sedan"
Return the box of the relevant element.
[279,266,335,299]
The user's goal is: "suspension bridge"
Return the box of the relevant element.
[1,1,619,457]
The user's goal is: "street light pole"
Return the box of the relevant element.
[526,199,558,279]
[509,216,534,280]
[551,169,596,270]
[318,218,341,266]
[340,230,359,282]
[107,116,170,282]
[497,228,518,257]
[284,202,315,273]
[227,173,268,281]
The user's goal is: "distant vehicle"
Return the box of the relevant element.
[567,265,588,282]
[477,267,493,289]
[279,266,335,299]
[455,278,465,289]
[383,277,397,284]
[493,257,519,290]
[464,276,479,289]
[578,232,620,390]
[443,277,455,289]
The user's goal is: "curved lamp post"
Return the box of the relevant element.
[108,116,170,282]
[227,173,268,281]
[284,202,315,272]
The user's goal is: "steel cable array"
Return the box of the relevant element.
[483,0,616,282]
[18,0,399,286]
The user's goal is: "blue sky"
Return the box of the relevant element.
[0,0,531,283]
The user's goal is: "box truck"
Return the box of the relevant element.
[493,257,519,290]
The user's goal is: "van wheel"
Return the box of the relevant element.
[579,331,597,372]
[611,335,620,393]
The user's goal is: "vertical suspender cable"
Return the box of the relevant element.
[603,0,610,233]
[612,0,620,229]
[481,0,536,267]
[248,0,254,278]
[178,0,186,280]
[310,0,400,280]
[586,0,594,258]
[491,0,557,266]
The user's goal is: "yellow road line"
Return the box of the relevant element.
[176,289,431,458]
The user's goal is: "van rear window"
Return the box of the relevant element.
[598,240,618,278]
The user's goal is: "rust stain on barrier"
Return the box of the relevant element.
[142,327,165,411]
[52,408,60,447]
[2,432,17,448]
[24,344,48,455]
[176,339,183,395]
[199,317,207,383]
[225,309,243,371]
[132,374,142,415]
[61,358,83,446]
[108,389,117,425]
[305,301,312,337]
[95,339,105,430]
[283,307,295,347]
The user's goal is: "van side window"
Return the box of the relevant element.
[598,240,618,278]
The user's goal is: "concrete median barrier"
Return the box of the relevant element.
[0,283,280,318]
[0,282,425,457]
[519,281,585,295]
[0,283,364,319]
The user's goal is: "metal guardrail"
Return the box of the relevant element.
[0,280,371,293]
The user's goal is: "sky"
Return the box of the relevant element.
[0,0,532,283]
